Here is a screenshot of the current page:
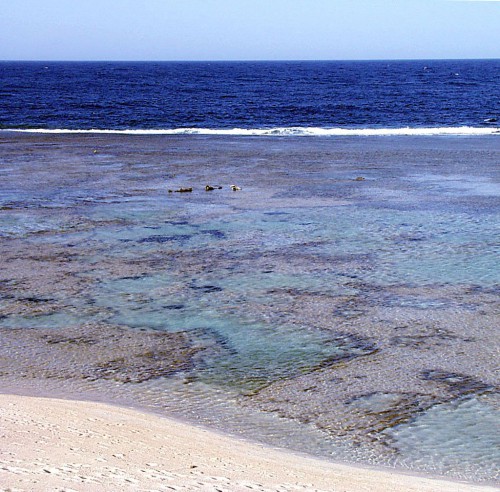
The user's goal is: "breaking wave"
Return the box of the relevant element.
[2,126,499,136]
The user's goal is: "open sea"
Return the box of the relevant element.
[0,60,499,484]
[1,60,499,133]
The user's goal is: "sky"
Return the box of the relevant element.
[0,0,499,61]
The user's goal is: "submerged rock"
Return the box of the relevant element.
[168,187,193,193]
[0,324,202,384]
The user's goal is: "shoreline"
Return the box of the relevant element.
[1,393,498,492]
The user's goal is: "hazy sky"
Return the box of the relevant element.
[1,0,499,61]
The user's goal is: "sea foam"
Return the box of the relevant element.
[2,126,499,136]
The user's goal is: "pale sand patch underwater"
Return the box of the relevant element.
[1,394,497,492]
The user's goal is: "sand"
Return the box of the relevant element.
[0,394,497,492]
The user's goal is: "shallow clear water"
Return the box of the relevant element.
[0,134,498,483]
[387,396,500,481]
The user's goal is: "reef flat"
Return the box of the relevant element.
[0,133,498,483]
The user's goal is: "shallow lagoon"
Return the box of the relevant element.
[0,134,498,483]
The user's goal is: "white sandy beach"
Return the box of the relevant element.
[0,394,497,492]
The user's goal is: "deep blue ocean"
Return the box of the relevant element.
[0,60,499,133]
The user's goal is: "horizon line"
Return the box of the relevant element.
[1,57,499,63]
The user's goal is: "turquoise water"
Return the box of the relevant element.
[0,134,498,482]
